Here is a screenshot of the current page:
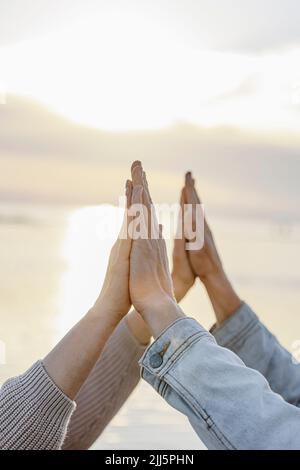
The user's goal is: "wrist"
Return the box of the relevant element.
[126,310,151,346]
[141,296,185,338]
[90,298,129,326]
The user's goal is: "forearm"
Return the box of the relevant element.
[43,306,123,400]
[202,269,242,325]
[63,315,149,450]
[0,304,125,449]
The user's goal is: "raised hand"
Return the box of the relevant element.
[43,182,135,400]
[184,172,223,283]
[184,172,241,325]
[93,179,133,321]
[129,161,183,337]
[172,188,196,302]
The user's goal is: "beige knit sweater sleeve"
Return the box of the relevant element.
[62,317,148,450]
[0,317,146,450]
[0,360,76,450]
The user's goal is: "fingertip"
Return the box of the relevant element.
[131,160,142,171]
[185,171,192,185]
[131,161,144,186]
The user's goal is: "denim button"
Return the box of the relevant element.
[150,353,163,368]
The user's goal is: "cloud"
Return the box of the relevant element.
[0,0,97,46]
[1,95,300,222]
[1,0,300,52]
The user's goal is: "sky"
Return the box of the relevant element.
[0,0,300,131]
[1,94,300,221]
[1,0,300,214]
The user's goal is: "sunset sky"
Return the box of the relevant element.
[1,0,300,131]
[1,0,300,214]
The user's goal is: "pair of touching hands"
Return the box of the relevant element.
[95,161,241,341]
[172,171,241,325]
[94,161,179,339]
[43,160,241,400]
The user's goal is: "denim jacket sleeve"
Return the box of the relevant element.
[140,317,300,450]
[211,302,300,407]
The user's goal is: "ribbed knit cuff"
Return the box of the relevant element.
[0,360,76,450]
[63,316,147,450]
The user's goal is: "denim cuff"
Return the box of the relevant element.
[210,302,260,349]
[139,317,214,385]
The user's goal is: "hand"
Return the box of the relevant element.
[184,172,241,325]
[129,161,183,336]
[184,172,223,282]
[93,180,133,322]
[172,189,196,302]
[43,181,134,399]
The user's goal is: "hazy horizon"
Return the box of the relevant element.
[1,94,300,224]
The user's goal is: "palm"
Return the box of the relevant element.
[130,239,173,314]
[189,238,221,281]
[172,247,195,287]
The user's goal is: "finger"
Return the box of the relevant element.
[118,180,133,253]
[130,183,145,239]
[184,187,198,236]
[185,172,204,236]
[126,179,133,208]
[142,167,160,239]
[143,170,153,204]
[186,171,201,204]
[188,175,204,224]
[131,160,144,187]
[184,173,198,205]
[131,184,143,205]
[159,224,163,239]
[157,230,175,298]
[185,171,192,187]
[192,184,201,204]
[158,225,167,267]
[131,161,149,234]
[180,187,186,206]
[125,179,134,239]
[131,160,141,171]
[174,189,187,254]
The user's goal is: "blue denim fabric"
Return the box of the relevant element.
[140,315,300,449]
[212,302,300,407]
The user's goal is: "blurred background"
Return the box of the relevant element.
[1,0,300,449]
